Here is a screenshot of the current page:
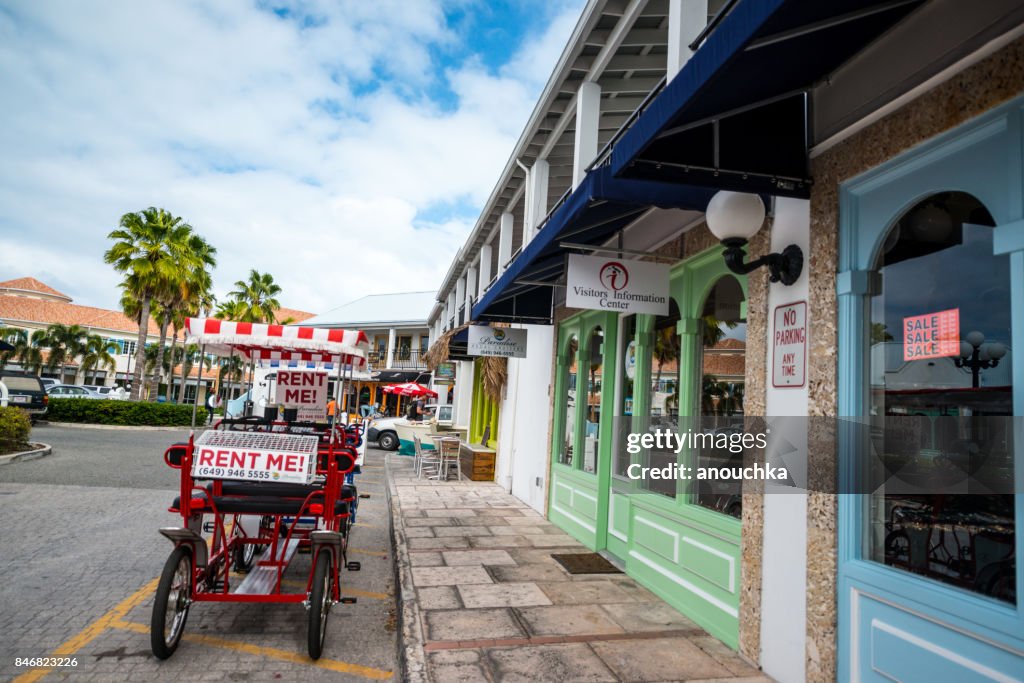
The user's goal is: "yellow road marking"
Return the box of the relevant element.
[349,548,388,557]
[12,579,158,683]
[353,522,380,529]
[278,579,390,600]
[111,621,392,680]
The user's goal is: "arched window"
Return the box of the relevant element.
[696,275,746,518]
[867,191,1015,603]
[583,326,603,473]
[559,335,579,466]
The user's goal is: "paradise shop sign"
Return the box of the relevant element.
[566,254,669,315]
[468,325,528,358]
[276,370,328,422]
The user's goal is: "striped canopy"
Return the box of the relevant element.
[185,318,370,367]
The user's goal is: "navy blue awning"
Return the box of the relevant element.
[472,165,717,323]
[610,0,925,196]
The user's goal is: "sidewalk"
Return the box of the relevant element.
[386,453,772,683]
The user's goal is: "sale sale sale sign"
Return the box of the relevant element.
[903,308,960,361]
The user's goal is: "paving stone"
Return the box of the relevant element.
[469,535,534,548]
[403,527,435,538]
[404,517,456,527]
[417,586,463,609]
[425,608,526,641]
[600,601,700,632]
[691,634,764,677]
[536,580,635,605]
[475,508,520,516]
[441,550,517,566]
[485,643,617,682]
[503,515,542,525]
[603,579,663,601]
[591,637,732,682]
[489,525,546,535]
[409,552,445,567]
[412,565,493,587]
[426,508,478,517]
[516,604,625,636]
[408,536,471,550]
[528,534,582,547]
[432,525,493,537]
[458,582,553,608]
[490,563,571,583]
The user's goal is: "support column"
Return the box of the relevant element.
[525,160,550,239]
[667,0,708,82]
[455,275,466,325]
[386,327,396,369]
[465,265,477,319]
[573,81,601,188]
[478,243,493,293]
[498,212,514,274]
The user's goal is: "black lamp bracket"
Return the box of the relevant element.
[721,238,803,286]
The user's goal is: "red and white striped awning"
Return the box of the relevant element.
[185,318,370,367]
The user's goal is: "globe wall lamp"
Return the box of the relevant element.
[705,191,803,286]
[955,331,1007,388]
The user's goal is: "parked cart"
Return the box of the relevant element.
[151,318,369,660]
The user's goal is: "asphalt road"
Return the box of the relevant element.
[0,424,399,682]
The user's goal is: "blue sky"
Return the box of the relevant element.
[0,0,585,313]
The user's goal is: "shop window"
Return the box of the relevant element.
[559,335,578,466]
[867,192,1015,604]
[615,315,638,478]
[583,327,603,474]
[697,275,746,518]
[642,300,681,498]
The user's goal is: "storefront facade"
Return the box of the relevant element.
[826,66,1024,683]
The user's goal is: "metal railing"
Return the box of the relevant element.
[367,349,428,370]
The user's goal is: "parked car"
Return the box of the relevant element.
[47,384,104,399]
[39,377,60,391]
[368,404,438,450]
[0,371,48,422]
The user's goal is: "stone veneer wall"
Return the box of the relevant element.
[804,35,1024,683]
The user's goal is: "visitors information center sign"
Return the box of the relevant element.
[468,325,528,358]
[566,254,669,315]
[275,370,328,422]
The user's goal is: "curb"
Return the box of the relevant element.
[385,452,429,683]
[41,422,205,432]
[0,443,52,466]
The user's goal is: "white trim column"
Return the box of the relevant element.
[525,160,550,239]
[573,81,601,188]
[478,243,493,294]
[498,212,514,274]
[667,0,708,81]
[385,327,396,369]
[465,264,477,318]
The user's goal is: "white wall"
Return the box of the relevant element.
[494,324,554,513]
[760,196,810,683]
[452,359,475,429]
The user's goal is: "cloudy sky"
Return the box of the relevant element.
[0,0,584,314]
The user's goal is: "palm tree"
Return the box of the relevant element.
[229,270,283,323]
[43,324,88,383]
[105,207,214,400]
[214,298,248,321]
[0,327,44,373]
[80,335,119,384]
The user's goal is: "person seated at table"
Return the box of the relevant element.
[406,398,424,422]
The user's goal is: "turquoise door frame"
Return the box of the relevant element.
[837,96,1024,680]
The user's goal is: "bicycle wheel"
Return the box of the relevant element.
[307,549,332,659]
[151,546,193,659]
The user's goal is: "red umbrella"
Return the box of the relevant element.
[382,382,437,398]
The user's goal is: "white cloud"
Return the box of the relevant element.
[0,0,584,316]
